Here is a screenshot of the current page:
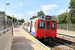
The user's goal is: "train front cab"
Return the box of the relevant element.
[35,20,57,41]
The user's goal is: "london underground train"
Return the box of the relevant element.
[22,15,57,42]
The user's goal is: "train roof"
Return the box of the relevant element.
[25,15,56,23]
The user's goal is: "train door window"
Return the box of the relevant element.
[51,22,56,29]
[38,21,45,29]
[47,22,50,29]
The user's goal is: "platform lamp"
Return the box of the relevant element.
[5,3,10,21]
[4,3,10,29]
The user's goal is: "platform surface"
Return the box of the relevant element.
[57,29,75,35]
[11,26,45,50]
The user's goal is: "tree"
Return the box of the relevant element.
[18,19,24,23]
[68,0,75,23]
[57,12,68,24]
[7,15,17,22]
[7,15,12,19]
[30,10,45,20]
[12,17,17,23]
[30,16,38,20]
[37,10,45,16]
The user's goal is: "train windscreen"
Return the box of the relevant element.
[51,22,56,29]
[38,21,45,29]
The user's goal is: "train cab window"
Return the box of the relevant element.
[47,22,50,29]
[38,21,45,29]
[51,22,56,29]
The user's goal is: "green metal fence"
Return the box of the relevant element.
[57,24,75,31]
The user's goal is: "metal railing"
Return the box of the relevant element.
[57,24,75,31]
[0,26,13,50]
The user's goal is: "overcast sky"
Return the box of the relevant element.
[0,0,70,21]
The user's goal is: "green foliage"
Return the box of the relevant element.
[18,19,24,23]
[37,10,45,16]
[7,15,24,24]
[68,0,75,23]
[30,16,38,20]
[7,15,17,22]
[57,0,75,24]
[7,15,12,19]
[30,10,45,20]
[12,17,17,23]
[57,0,75,31]
[7,15,17,23]
[68,0,75,9]
[57,12,68,24]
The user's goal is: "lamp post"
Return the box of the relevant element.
[4,3,10,29]
[5,3,10,21]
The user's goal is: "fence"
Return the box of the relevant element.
[57,24,75,31]
[0,11,12,31]
[0,26,13,50]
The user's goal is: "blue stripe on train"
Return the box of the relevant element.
[23,27,27,30]
[22,27,24,29]
[31,31,35,35]
[25,28,26,30]
[23,28,35,36]
[24,27,26,30]
[27,29,30,32]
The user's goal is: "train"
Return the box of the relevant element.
[22,15,57,42]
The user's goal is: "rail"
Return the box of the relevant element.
[57,33,75,38]
[57,33,75,42]
[0,26,13,50]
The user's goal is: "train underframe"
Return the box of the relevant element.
[36,36,54,42]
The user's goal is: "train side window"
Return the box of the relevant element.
[28,23,29,26]
[38,21,45,29]
[51,22,56,29]
[34,22,36,28]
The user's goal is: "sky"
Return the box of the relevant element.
[0,0,70,21]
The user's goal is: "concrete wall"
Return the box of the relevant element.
[0,27,13,50]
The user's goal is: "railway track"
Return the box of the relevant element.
[44,37,75,50]
[54,37,75,48]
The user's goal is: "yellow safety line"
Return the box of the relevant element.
[22,28,48,50]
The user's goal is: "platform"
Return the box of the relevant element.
[11,26,50,50]
[57,29,75,35]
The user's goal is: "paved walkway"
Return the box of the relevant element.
[11,26,43,50]
[57,29,75,35]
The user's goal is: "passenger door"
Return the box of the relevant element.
[46,21,51,36]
